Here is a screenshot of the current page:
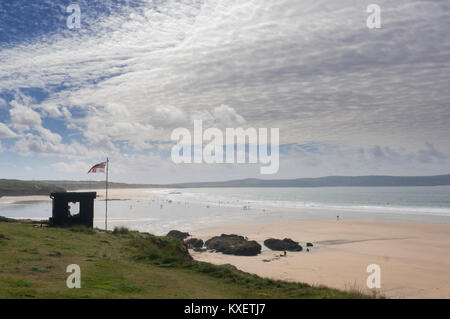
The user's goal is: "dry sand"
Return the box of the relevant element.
[190,220,450,299]
[0,195,51,203]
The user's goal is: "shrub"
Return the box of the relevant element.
[130,235,192,266]
[0,216,17,223]
[112,226,131,235]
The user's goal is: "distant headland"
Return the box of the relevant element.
[1,174,450,197]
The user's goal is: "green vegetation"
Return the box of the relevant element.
[0,220,370,299]
[112,226,131,235]
[0,179,65,197]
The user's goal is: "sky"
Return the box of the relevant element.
[0,0,449,184]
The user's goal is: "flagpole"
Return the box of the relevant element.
[105,157,109,231]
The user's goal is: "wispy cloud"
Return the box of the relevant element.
[0,0,449,182]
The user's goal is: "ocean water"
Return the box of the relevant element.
[1,186,450,235]
[147,186,450,214]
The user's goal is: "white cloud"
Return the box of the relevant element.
[0,123,17,138]
[50,161,92,174]
[12,133,91,158]
[211,104,246,126]
[35,126,62,144]
[9,101,42,131]
[83,132,118,154]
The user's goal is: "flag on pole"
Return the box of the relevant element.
[88,162,106,173]
[87,159,109,231]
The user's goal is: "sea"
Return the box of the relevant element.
[1,186,450,235]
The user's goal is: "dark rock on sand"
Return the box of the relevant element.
[205,234,261,256]
[167,230,190,240]
[264,238,303,251]
[185,238,204,249]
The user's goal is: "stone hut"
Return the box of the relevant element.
[49,192,97,227]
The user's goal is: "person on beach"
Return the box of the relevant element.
[337,215,339,221]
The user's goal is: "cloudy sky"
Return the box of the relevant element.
[0,0,449,183]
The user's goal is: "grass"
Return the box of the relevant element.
[0,219,372,299]
[69,225,96,235]
[112,226,131,235]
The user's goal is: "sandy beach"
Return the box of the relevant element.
[0,188,156,204]
[189,220,450,299]
[1,188,449,298]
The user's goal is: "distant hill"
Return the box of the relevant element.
[0,179,65,197]
[166,174,450,188]
[0,179,162,197]
[1,174,449,197]
[40,180,162,190]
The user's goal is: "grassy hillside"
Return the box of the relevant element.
[0,179,66,197]
[0,219,369,299]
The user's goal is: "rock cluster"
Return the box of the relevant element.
[185,238,204,249]
[166,230,190,240]
[263,238,303,251]
[205,234,261,256]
